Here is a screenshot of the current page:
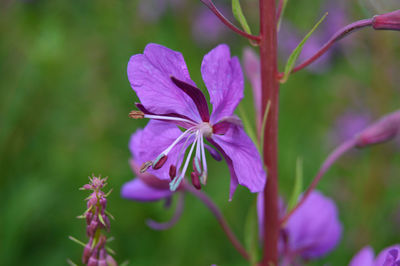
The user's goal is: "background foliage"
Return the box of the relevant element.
[0,0,399,265]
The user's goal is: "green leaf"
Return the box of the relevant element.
[260,100,271,157]
[287,157,303,211]
[232,0,252,34]
[244,199,260,266]
[277,0,289,30]
[281,12,328,83]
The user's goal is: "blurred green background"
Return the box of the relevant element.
[0,0,399,265]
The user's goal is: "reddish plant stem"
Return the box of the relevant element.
[291,18,373,74]
[259,0,280,265]
[200,0,261,42]
[184,184,250,261]
[280,139,356,225]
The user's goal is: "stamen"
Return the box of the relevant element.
[169,165,177,180]
[190,172,201,190]
[129,110,145,119]
[140,161,152,173]
[144,114,197,126]
[193,157,202,175]
[170,133,199,191]
[152,154,168,170]
[199,135,208,184]
[162,127,196,155]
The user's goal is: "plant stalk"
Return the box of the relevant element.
[259,0,280,265]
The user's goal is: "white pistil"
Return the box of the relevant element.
[199,135,208,184]
[144,114,197,126]
[170,132,199,191]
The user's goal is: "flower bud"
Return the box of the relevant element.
[87,220,99,237]
[88,256,99,266]
[355,110,400,148]
[106,255,118,266]
[82,237,93,264]
[372,10,400,31]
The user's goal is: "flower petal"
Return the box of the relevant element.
[209,122,266,199]
[349,246,375,266]
[375,245,400,266]
[285,191,342,259]
[130,120,193,180]
[128,43,201,121]
[201,44,244,123]
[121,178,172,202]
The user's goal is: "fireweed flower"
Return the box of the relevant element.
[121,129,174,202]
[127,43,266,199]
[349,245,400,266]
[257,191,342,262]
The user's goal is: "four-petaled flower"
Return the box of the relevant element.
[127,43,266,199]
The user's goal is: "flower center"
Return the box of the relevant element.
[198,122,213,138]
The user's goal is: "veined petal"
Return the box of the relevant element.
[349,246,374,266]
[375,245,400,266]
[201,44,244,123]
[131,120,192,180]
[121,178,172,202]
[128,43,201,122]
[209,122,266,199]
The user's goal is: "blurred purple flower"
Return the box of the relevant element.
[349,245,400,266]
[331,110,372,144]
[243,47,262,131]
[138,0,183,22]
[257,191,342,262]
[192,5,230,45]
[278,0,348,73]
[127,43,266,200]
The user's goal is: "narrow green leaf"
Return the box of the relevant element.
[277,0,289,30]
[238,105,259,149]
[260,100,271,157]
[244,199,260,266]
[287,157,303,211]
[68,236,86,247]
[281,12,328,83]
[232,0,252,34]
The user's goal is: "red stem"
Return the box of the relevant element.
[291,18,373,74]
[259,0,280,265]
[280,139,356,225]
[200,0,261,42]
[184,184,250,261]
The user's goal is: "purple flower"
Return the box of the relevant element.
[127,43,266,200]
[257,191,342,262]
[330,110,372,144]
[138,0,183,22]
[192,5,230,46]
[121,129,174,202]
[349,245,400,266]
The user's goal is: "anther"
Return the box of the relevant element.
[152,154,168,170]
[169,165,177,180]
[140,161,152,173]
[193,157,202,175]
[200,172,207,185]
[129,110,145,119]
[191,172,201,190]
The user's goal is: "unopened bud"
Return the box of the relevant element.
[152,154,168,170]
[191,172,201,190]
[88,256,98,266]
[82,238,93,264]
[87,220,99,237]
[372,10,400,31]
[86,211,93,225]
[106,255,118,266]
[356,110,400,148]
[129,110,145,119]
